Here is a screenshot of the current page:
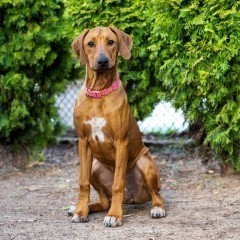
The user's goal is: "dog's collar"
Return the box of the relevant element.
[85,79,121,98]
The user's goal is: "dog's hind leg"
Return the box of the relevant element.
[136,153,166,218]
[89,159,113,212]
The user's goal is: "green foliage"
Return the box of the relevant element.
[2,0,239,170]
[65,0,161,119]
[65,0,240,171]
[0,0,73,154]
[149,0,240,171]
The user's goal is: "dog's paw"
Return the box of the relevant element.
[150,206,166,218]
[103,216,122,227]
[67,205,76,216]
[71,214,89,223]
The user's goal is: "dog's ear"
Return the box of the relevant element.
[109,26,133,60]
[71,29,89,65]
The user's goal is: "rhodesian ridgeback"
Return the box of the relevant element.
[68,26,166,227]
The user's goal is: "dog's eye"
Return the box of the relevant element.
[108,40,115,46]
[87,41,94,47]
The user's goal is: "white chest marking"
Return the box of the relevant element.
[85,117,106,142]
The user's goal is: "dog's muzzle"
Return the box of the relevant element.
[97,55,109,71]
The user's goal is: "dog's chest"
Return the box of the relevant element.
[74,95,124,161]
[74,96,119,142]
[84,117,107,142]
[80,115,116,162]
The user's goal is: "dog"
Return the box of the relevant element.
[68,26,165,227]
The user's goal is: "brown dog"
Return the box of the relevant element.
[69,26,165,227]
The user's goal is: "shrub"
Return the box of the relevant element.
[149,0,240,171]
[65,0,160,119]
[0,0,73,158]
[66,0,240,171]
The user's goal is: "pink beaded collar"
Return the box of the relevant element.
[85,79,120,98]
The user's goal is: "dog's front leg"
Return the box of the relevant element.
[103,140,128,227]
[72,138,92,223]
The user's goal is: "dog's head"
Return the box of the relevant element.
[72,26,132,72]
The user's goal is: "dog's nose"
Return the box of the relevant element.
[97,55,109,66]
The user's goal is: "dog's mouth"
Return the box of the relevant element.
[90,59,116,72]
[92,65,114,72]
[96,66,111,72]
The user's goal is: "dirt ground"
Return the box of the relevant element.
[0,140,240,240]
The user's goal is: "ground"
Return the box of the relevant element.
[0,140,240,240]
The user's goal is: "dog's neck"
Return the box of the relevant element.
[85,65,118,91]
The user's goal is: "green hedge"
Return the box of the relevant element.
[149,0,240,171]
[0,0,73,155]
[66,0,240,171]
[2,0,239,170]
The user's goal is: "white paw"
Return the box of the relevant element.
[71,214,88,223]
[103,216,122,227]
[150,206,166,218]
[68,205,76,216]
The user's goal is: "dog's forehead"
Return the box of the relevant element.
[85,27,117,41]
